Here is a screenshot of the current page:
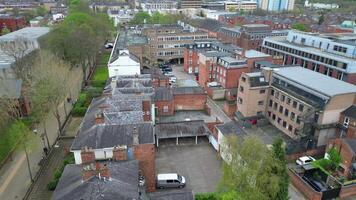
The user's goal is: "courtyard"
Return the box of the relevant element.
[155,138,222,193]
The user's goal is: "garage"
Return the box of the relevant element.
[155,120,210,147]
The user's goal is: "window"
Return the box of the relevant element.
[242,77,246,82]
[267,111,271,117]
[299,104,304,112]
[275,91,280,99]
[260,89,265,94]
[271,89,275,96]
[269,100,273,107]
[167,180,174,183]
[258,101,264,105]
[273,102,278,110]
[283,121,287,128]
[343,117,349,127]
[292,101,297,108]
[272,114,276,120]
[288,125,293,132]
[291,112,295,121]
[239,86,244,93]
[163,106,169,113]
[238,97,243,104]
[277,117,281,124]
[281,95,285,102]
[257,111,263,115]
[296,117,301,124]
[279,105,283,113]
[284,109,289,117]
[286,98,291,105]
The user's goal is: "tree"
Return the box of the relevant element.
[318,14,325,25]
[291,23,308,32]
[1,27,10,35]
[326,147,341,171]
[130,11,151,24]
[271,138,289,200]
[218,135,289,200]
[36,6,48,17]
[30,50,72,138]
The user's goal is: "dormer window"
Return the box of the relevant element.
[343,117,349,127]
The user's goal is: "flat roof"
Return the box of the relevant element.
[0,27,50,41]
[273,67,356,97]
[244,50,270,58]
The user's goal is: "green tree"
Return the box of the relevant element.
[218,135,288,200]
[131,11,151,24]
[36,6,48,16]
[291,23,308,32]
[1,27,10,35]
[327,147,342,171]
[318,14,325,25]
[272,138,289,200]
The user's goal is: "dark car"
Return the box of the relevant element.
[162,67,172,72]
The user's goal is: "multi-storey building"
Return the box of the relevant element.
[141,0,178,11]
[141,24,209,64]
[262,30,356,84]
[224,1,257,12]
[183,40,243,74]
[236,66,356,146]
[218,24,288,51]
[180,0,202,8]
[258,0,295,11]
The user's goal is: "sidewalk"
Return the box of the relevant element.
[0,68,82,200]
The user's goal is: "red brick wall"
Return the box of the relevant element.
[183,48,190,72]
[134,144,156,192]
[198,60,211,88]
[346,73,356,85]
[224,67,249,89]
[142,100,151,121]
[81,150,96,164]
[173,94,207,110]
[288,169,322,200]
[223,102,236,118]
[204,103,211,115]
[155,100,174,116]
[286,146,325,162]
[0,17,26,32]
[184,49,200,73]
[339,184,356,198]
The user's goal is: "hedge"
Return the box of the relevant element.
[47,154,74,191]
[195,193,219,200]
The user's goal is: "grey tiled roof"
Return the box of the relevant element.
[216,121,247,136]
[71,122,154,150]
[155,120,210,139]
[154,87,173,101]
[173,87,205,95]
[53,160,139,200]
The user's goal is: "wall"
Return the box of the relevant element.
[223,101,236,117]
[206,87,225,100]
[320,94,356,125]
[174,94,206,110]
[155,100,174,116]
[134,144,156,192]
[288,169,322,200]
[285,146,325,161]
[339,184,356,198]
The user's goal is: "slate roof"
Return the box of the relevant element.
[343,138,356,155]
[173,87,206,95]
[71,123,154,150]
[149,189,194,200]
[341,105,356,119]
[155,120,210,139]
[184,18,224,32]
[52,160,139,200]
[154,87,173,101]
[216,121,247,137]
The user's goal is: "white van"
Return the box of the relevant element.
[156,173,186,189]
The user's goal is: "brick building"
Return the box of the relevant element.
[236,66,356,146]
[218,24,288,51]
[338,105,356,139]
[326,138,356,179]
[262,30,356,84]
[0,16,26,34]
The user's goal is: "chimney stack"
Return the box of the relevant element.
[81,147,95,164]
[133,126,139,145]
[113,145,127,161]
[82,162,111,182]
[95,112,105,124]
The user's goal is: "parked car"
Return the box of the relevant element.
[169,76,177,83]
[207,82,221,87]
[162,67,172,72]
[163,71,173,76]
[296,156,315,166]
[156,173,186,189]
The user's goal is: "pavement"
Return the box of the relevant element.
[155,138,222,193]
[0,67,83,200]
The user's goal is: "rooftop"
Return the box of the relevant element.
[71,122,154,150]
[0,27,50,41]
[173,86,205,95]
[155,120,210,139]
[244,50,270,58]
[53,160,139,200]
[273,67,356,97]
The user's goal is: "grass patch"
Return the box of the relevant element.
[195,193,219,200]
[0,121,28,163]
[93,67,108,82]
[47,154,75,191]
[99,53,111,65]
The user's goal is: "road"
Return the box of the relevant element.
[0,67,82,200]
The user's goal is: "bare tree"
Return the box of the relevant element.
[30,50,72,138]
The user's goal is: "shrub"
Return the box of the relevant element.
[54,169,63,179]
[63,154,75,165]
[91,80,106,88]
[47,179,59,191]
[86,87,103,98]
[76,93,88,107]
[195,193,218,200]
[72,106,87,117]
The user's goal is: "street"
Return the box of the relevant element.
[0,67,82,200]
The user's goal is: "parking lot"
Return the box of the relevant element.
[155,138,222,193]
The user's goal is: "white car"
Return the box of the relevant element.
[169,76,177,83]
[296,156,315,166]
[208,81,221,87]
